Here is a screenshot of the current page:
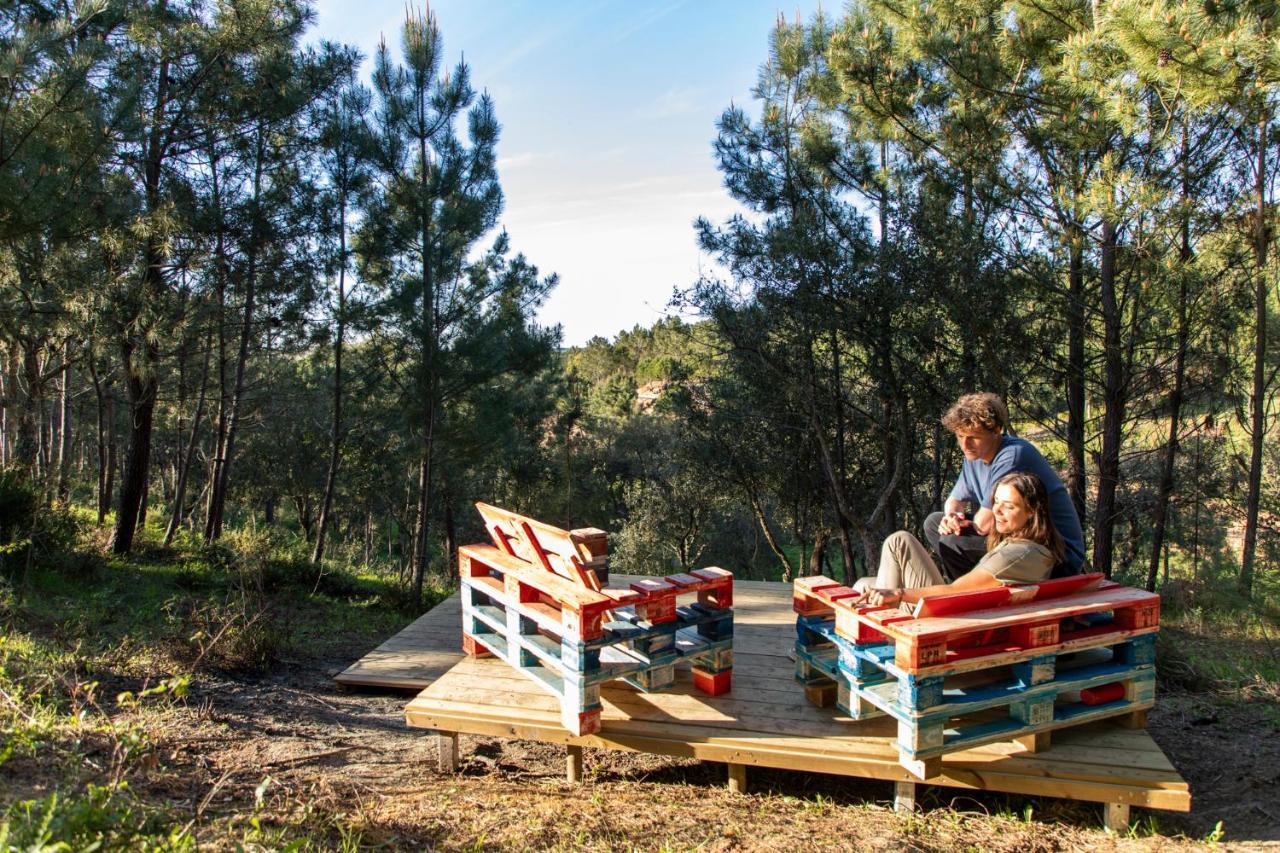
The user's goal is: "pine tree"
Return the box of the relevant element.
[311,72,374,565]
[361,8,525,605]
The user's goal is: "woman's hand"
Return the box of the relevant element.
[866,587,903,607]
[938,510,970,536]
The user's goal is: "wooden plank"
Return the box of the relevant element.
[885,587,1160,642]
[414,658,1178,773]
[404,698,1190,810]
[335,598,465,689]
[408,688,1187,788]
[463,544,613,610]
[914,586,1012,618]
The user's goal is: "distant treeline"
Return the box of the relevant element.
[1,2,1277,603]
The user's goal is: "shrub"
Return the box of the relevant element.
[0,469,37,545]
[0,470,79,579]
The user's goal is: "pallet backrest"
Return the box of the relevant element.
[475,502,608,590]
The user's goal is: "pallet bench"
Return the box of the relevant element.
[793,573,1161,778]
[460,504,734,735]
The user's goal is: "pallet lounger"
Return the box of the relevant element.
[398,579,1189,831]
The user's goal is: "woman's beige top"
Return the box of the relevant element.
[974,537,1054,584]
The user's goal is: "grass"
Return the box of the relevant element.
[2,495,1277,848]
[0,503,449,850]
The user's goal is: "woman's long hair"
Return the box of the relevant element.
[987,471,1066,562]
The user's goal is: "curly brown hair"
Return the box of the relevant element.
[942,392,1009,435]
[986,471,1066,562]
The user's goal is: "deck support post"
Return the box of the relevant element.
[1119,709,1148,729]
[727,763,747,793]
[1104,802,1130,832]
[893,780,917,813]
[567,745,584,783]
[1016,731,1051,753]
[435,732,458,773]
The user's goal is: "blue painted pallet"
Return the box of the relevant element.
[463,577,733,734]
[797,613,1155,710]
[795,614,1158,777]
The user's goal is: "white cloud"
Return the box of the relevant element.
[601,0,693,48]
[635,85,703,121]
[496,152,546,172]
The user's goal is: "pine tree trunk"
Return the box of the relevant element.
[138,472,149,529]
[931,421,943,510]
[749,494,796,580]
[0,351,9,468]
[410,120,437,608]
[204,142,231,543]
[411,419,435,605]
[1240,113,1269,598]
[1066,237,1088,529]
[1147,140,1193,592]
[87,351,108,525]
[56,339,71,500]
[111,338,158,553]
[443,494,456,571]
[113,54,171,554]
[808,529,829,578]
[15,341,40,473]
[312,195,349,565]
[206,127,265,543]
[1091,219,1122,577]
[164,332,212,546]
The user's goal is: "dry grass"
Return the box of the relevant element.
[4,657,1235,851]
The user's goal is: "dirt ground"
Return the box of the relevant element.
[71,649,1276,851]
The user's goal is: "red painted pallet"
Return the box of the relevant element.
[460,505,735,735]
[462,543,733,642]
[792,573,1161,675]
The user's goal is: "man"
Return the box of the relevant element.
[924,392,1086,579]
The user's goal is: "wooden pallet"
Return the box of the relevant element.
[459,506,734,735]
[792,574,1162,778]
[477,502,611,587]
[795,615,1156,778]
[793,573,1159,672]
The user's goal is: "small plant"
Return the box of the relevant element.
[0,784,193,850]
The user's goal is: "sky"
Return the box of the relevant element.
[311,0,823,347]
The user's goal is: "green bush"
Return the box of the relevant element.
[0,470,36,545]
[0,470,79,578]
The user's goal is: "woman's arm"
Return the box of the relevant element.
[865,566,1004,607]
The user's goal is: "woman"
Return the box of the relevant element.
[856,471,1066,608]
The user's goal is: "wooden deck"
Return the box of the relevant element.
[344,578,1190,827]
[335,593,462,690]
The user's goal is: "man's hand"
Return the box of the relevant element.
[938,509,971,537]
[866,587,903,607]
